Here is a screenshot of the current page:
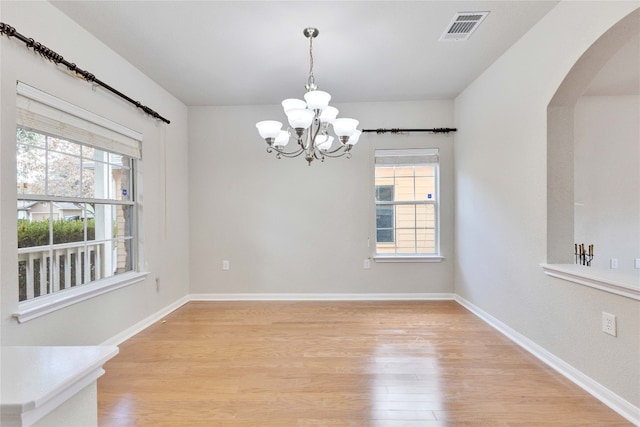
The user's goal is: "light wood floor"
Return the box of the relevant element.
[98,301,632,426]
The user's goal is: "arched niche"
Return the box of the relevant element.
[547,9,639,273]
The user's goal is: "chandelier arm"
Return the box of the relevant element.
[314,148,351,158]
[317,144,351,156]
[272,147,305,158]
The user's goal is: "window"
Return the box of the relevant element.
[15,82,143,316]
[374,149,439,257]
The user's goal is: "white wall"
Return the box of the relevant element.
[574,95,639,274]
[0,1,190,345]
[189,100,454,295]
[455,1,639,407]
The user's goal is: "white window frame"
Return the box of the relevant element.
[13,82,147,323]
[373,148,443,263]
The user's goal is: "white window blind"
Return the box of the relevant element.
[16,81,142,159]
[374,148,439,165]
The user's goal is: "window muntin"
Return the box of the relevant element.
[374,149,439,256]
[17,128,136,302]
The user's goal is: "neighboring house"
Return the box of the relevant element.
[16,201,91,221]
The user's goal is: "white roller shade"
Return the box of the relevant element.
[16,81,142,159]
[375,148,439,165]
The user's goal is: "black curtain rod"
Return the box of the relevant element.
[0,22,170,124]
[362,128,457,134]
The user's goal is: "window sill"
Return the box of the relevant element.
[374,255,444,263]
[13,271,149,323]
[541,264,639,301]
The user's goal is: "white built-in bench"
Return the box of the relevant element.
[1,346,118,427]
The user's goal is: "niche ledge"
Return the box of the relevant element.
[541,264,640,301]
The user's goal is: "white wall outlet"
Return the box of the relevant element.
[222,260,230,271]
[610,258,618,269]
[634,258,640,269]
[602,312,617,337]
[364,259,371,269]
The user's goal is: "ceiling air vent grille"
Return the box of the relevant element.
[440,11,489,41]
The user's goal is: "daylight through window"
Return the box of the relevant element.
[374,149,439,256]
[16,82,141,302]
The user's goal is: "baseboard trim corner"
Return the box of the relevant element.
[454,295,639,425]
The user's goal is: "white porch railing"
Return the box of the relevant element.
[18,241,106,301]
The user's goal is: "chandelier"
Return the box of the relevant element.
[256,28,361,165]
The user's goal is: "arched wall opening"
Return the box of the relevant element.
[547,9,639,278]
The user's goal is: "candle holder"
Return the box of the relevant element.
[574,243,594,266]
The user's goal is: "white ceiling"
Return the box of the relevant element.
[50,1,562,106]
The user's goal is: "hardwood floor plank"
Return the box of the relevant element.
[98,301,632,426]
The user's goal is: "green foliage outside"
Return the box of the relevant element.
[18,219,95,248]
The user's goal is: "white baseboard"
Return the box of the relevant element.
[454,295,640,426]
[100,295,189,346]
[188,292,455,301]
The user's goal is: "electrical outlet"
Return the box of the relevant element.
[364,259,371,269]
[222,260,230,271]
[634,258,640,269]
[610,258,618,269]
[602,312,617,337]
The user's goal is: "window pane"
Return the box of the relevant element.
[394,174,416,202]
[17,128,45,148]
[18,203,51,248]
[377,229,394,244]
[48,151,81,197]
[52,215,87,244]
[115,162,132,201]
[17,144,46,195]
[376,185,394,202]
[395,228,416,254]
[82,165,96,199]
[415,176,436,201]
[416,228,436,254]
[114,238,134,275]
[415,204,436,229]
[82,145,95,158]
[48,136,80,156]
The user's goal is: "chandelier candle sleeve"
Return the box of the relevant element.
[255,27,362,165]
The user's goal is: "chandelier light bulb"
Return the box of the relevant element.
[287,108,315,129]
[282,98,306,114]
[319,106,339,123]
[347,129,362,146]
[316,135,334,151]
[332,118,359,137]
[256,120,283,140]
[273,130,290,148]
[304,90,331,111]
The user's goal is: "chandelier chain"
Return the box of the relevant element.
[308,34,315,89]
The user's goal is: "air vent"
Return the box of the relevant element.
[440,11,489,41]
